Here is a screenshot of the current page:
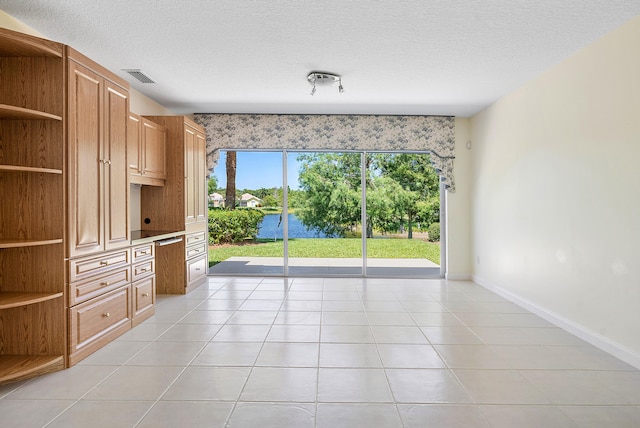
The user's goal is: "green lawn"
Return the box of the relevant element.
[208,238,440,266]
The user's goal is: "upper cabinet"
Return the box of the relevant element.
[128,113,166,186]
[67,48,130,258]
[184,124,207,224]
[140,116,207,231]
[0,28,66,384]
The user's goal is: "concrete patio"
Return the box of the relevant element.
[208,257,441,277]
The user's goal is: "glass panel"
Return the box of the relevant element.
[364,152,441,277]
[208,150,284,275]
[287,152,363,276]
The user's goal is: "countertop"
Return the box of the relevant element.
[131,230,185,245]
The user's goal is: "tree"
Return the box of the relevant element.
[296,153,361,236]
[372,153,440,238]
[207,176,218,196]
[295,152,440,238]
[225,151,237,210]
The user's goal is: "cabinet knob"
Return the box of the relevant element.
[103,312,110,318]
[142,293,150,297]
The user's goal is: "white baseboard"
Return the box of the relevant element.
[472,275,640,370]
[445,273,472,281]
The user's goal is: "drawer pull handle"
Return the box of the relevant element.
[139,268,148,272]
[142,293,150,297]
[139,251,148,255]
[100,261,109,266]
[195,268,201,271]
[103,312,110,318]
[100,282,110,287]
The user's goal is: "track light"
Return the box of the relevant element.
[307,71,344,95]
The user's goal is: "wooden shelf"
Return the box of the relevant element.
[0,292,63,310]
[0,165,63,175]
[0,28,63,58]
[0,104,63,121]
[0,239,63,249]
[0,355,64,384]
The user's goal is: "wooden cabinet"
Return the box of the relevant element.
[131,242,156,326]
[128,113,166,186]
[185,126,207,223]
[0,28,67,383]
[67,48,130,259]
[141,117,208,294]
[68,285,132,366]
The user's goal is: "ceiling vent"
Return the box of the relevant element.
[122,69,156,84]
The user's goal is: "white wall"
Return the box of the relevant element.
[470,16,640,364]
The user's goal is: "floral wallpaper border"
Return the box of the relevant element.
[194,114,456,192]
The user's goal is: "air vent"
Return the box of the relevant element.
[122,69,156,84]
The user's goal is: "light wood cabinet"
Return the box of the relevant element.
[68,285,132,366]
[131,242,156,326]
[0,28,66,383]
[67,48,130,259]
[140,117,208,294]
[128,113,166,186]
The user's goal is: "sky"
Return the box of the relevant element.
[213,151,301,191]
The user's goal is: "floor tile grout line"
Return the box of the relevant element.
[223,277,290,427]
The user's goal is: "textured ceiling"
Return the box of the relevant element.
[1,1,639,116]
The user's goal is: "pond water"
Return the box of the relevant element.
[257,213,329,239]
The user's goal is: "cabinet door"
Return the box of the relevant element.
[184,126,197,224]
[127,113,142,175]
[68,61,104,257]
[195,130,207,223]
[104,81,130,251]
[141,118,166,179]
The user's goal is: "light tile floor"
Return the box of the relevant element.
[1,277,640,427]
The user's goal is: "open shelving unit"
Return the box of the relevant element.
[0,28,67,383]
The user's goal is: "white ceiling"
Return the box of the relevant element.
[2,1,639,117]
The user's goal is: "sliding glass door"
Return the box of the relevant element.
[364,152,441,277]
[287,152,362,276]
[208,150,442,277]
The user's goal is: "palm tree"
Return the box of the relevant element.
[225,151,237,209]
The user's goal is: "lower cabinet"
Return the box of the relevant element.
[185,230,207,293]
[67,243,157,365]
[132,275,156,327]
[68,285,132,366]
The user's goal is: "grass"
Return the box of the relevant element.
[208,238,440,266]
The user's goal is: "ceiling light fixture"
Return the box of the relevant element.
[307,71,344,96]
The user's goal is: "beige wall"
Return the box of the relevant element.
[129,89,174,116]
[470,16,640,365]
[446,118,472,279]
[0,10,43,36]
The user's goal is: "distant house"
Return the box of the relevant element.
[209,192,225,207]
[239,193,261,208]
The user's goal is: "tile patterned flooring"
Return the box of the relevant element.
[1,276,640,427]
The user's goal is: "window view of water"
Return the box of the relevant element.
[257,213,329,239]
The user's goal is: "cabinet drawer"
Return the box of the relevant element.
[132,243,154,262]
[69,249,130,283]
[68,285,131,358]
[69,266,131,306]
[132,259,155,281]
[185,232,206,247]
[187,254,207,284]
[133,275,155,319]
[186,243,206,259]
